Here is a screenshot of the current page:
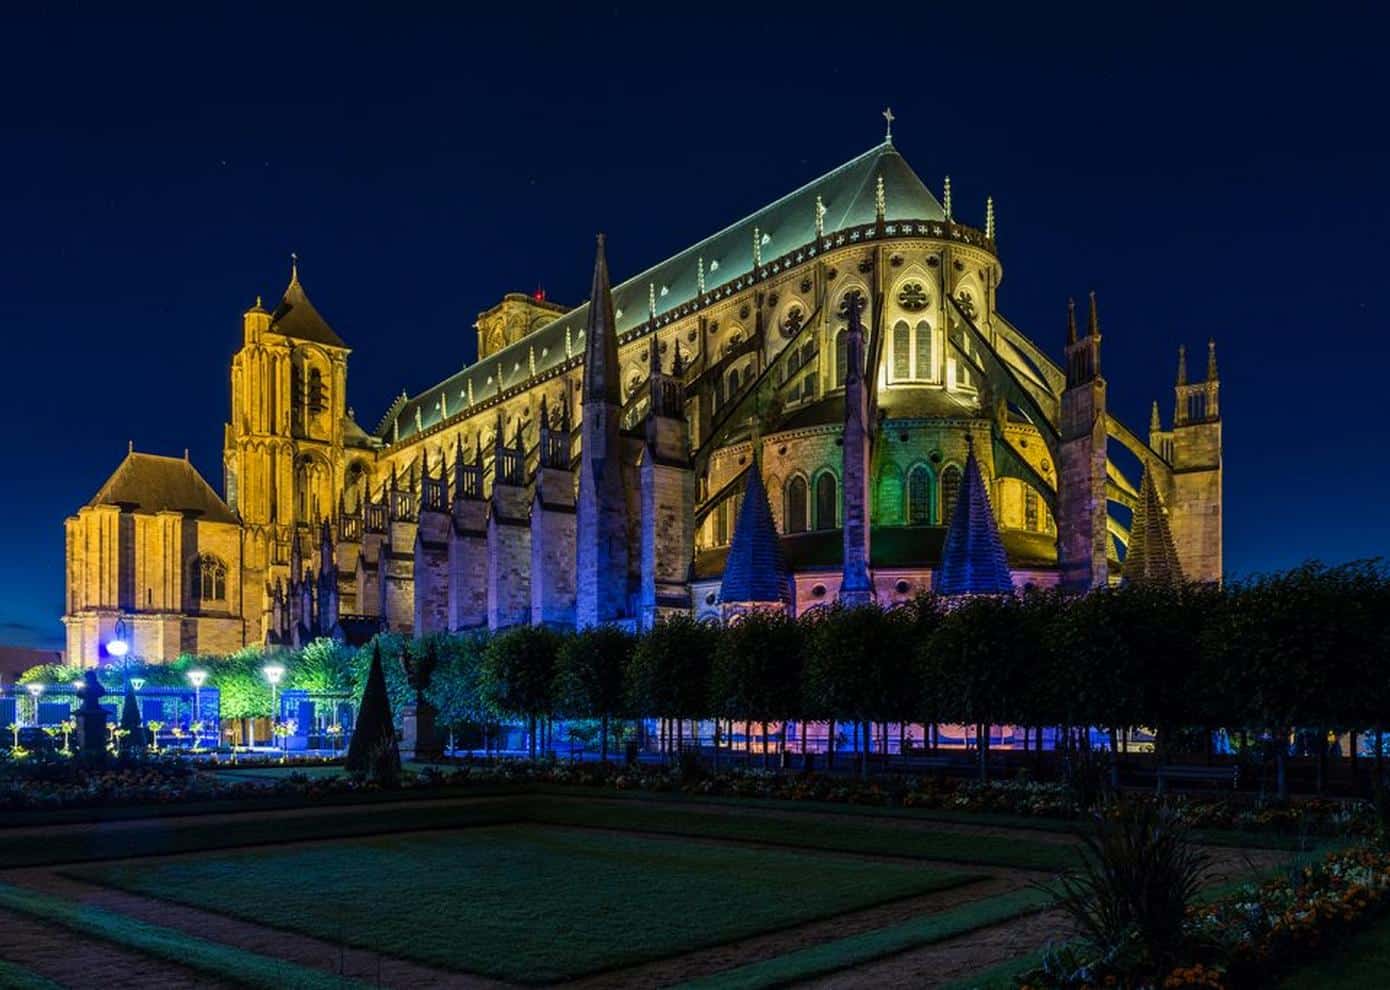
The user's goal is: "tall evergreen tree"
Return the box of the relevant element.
[346,643,401,783]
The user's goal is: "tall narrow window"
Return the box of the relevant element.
[835,330,848,387]
[1025,487,1040,531]
[892,321,910,381]
[785,476,808,534]
[941,465,963,525]
[815,473,837,530]
[907,466,932,525]
[727,367,741,401]
[914,320,933,380]
[307,368,325,412]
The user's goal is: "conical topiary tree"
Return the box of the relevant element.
[347,643,400,784]
[119,682,144,751]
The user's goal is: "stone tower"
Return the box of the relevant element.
[575,235,631,627]
[638,339,695,629]
[1167,340,1223,582]
[1056,294,1109,591]
[224,260,350,642]
[838,290,874,605]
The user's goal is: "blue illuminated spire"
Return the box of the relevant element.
[718,467,791,605]
[933,440,1013,596]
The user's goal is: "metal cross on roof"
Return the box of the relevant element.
[882,107,895,142]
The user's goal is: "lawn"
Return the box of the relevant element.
[72,823,974,983]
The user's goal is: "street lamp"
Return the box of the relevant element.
[107,617,129,686]
[263,663,285,750]
[130,678,146,692]
[187,669,207,749]
[25,683,44,727]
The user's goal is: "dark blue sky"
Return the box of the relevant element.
[2,7,1386,649]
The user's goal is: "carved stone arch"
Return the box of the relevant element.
[875,461,904,524]
[905,461,936,525]
[777,296,807,340]
[890,265,933,316]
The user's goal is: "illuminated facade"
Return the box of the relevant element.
[63,127,1222,664]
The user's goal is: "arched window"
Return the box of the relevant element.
[892,321,910,381]
[715,500,729,546]
[835,330,848,387]
[940,465,963,525]
[907,465,933,525]
[727,367,741,399]
[914,319,933,380]
[876,463,903,524]
[784,476,808,534]
[196,556,227,603]
[814,472,838,530]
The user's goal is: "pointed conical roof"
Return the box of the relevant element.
[583,234,621,405]
[1123,467,1183,586]
[269,267,346,348]
[718,468,791,605]
[933,445,1013,596]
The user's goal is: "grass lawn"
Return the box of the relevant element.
[531,797,1080,872]
[72,824,974,983]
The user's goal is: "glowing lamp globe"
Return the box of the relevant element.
[187,669,208,689]
[130,678,146,692]
[262,663,285,686]
[25,683,44,699]
[107,639,128,659]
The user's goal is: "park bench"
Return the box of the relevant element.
[1156,764,1238,789]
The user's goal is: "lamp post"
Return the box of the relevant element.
[25,683,44,727]
[107,616,129,686]
[187,669,207,748]
[262,663,285,751]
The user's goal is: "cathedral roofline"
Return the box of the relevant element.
[85,449,238,525]
[380,140,954,444]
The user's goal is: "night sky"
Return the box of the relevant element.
[2,7,1386,650]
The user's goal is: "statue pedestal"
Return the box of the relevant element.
[400,703,440,763]
[76,708,109,762]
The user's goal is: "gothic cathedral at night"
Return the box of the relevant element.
[62,126,1222,665]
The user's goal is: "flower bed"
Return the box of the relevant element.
[1019,843,1390,989]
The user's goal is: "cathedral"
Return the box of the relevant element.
[63,124,1222,666]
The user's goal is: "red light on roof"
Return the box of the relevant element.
[534,285,546,302]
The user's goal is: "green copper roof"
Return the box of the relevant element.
[384,141,947,443]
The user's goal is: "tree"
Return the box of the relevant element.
[805,604,901,778]
[292,638,355,693]
[480,625,562,757]
[424,631,491,752]
[712,610,803,767]
[554,625,635,762]
[119,681,144,752]
[629,615,717,757]
[346,643,400,784]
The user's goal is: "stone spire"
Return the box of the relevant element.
[1207,338,1219,382]
[1150,400,1162,434]
[583,234,621,405]
[1066,297,1077,346]
[718,466,791,607]
[1123,465,1183,586]
[1176,344,1188,387]
[943,175,953,220]
[985,196,995,240]
[577,234,631,627]
[933,439,1013,596]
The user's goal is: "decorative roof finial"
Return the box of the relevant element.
[1087,291,1100,337]
[985,196,995,241]
[289,252,299,285]
[943,175,952,220]
[1066,297,1077,346]
[1207,338,1219,382]
[874,174,886,221]
[882,106,895,143]
[1176,344,1188,386]
[565,324,573,358]
[467,378,475,406]
[752,226,761,267]
[697,257,705,295]
[815,195,826,239]
[672,339,684,376]
[528,345,536,377]
[648,282,657,323]
[1150,400,1162,433]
